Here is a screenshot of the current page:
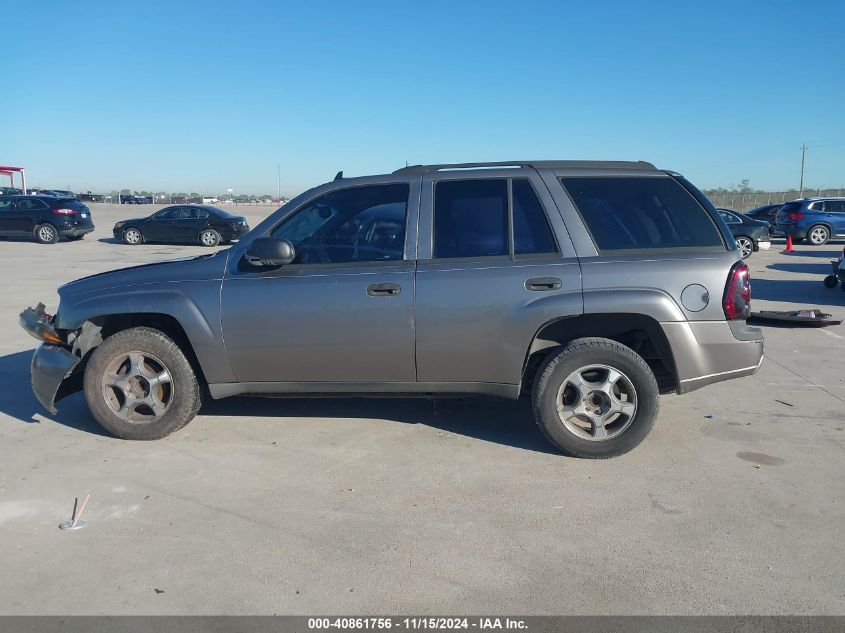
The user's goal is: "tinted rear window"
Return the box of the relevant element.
[560,177,723,251]
[778,202,803,215]
[208,206,237,218]
[62,200,89,211]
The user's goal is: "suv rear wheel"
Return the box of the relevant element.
[35,223,59,244]
[532,337,659,458]
[83,327,202,440]
[808,225,830,245]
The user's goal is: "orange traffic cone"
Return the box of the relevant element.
[784,235,793,253]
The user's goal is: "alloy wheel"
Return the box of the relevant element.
[555,364,637,441]
[38,226,55,242]
[736,237,754,258]
[124,228,141,244]
[101,351,173,423]
[200,230,218,246]
[810,226,829,245]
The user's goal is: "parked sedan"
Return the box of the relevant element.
[744,203,782,223]
[743,203,783,235]
[0,195,94,243]
[717,208,771,258]
[113,204,250,247]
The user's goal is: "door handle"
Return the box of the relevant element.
[525,277,562,291]
[366,283,401,297]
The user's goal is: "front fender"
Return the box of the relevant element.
[56,281,235,384]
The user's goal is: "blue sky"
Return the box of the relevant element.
[4,0,844,196]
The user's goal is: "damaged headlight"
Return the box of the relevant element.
[19,303,65,345]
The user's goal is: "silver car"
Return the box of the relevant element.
[21,161,763,458]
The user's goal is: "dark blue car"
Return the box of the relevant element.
[775,198,845,245]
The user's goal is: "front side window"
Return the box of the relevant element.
[561,176,724,252]
[0,199,13,211]
[272,183,409,264]
[154,208,178,220]
[433,178,558,259]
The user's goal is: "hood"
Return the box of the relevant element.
[115,217,146,225]
[59,250,229,299]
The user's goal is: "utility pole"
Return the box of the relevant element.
[277,163,281,200]
[799,144,807,197]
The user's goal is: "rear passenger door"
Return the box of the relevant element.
[414,170,582,387]
[176,207,203,242]
[824,201,845,235]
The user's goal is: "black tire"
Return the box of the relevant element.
[199,228,221,247]
[807,224,830,246]
[123,227,143,245]
[532,337,659,458]
[34,223,59,244]
[83,327,202,440]
[824,275,838,288]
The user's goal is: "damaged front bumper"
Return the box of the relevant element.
[20,303,81,414]
[31,344,81,414]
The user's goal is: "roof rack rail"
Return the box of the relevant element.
[393,160,656,175]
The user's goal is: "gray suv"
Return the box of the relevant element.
[20,161,764,458]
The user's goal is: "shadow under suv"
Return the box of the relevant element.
[20,161,764,458]
[775,197,845,245]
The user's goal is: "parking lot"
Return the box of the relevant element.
[0,203,843,615]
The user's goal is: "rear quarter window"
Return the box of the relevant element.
[561,176,725,252]
[64,200,90,212]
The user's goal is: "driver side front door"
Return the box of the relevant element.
[220,179,420,385]
[145,207,179,242]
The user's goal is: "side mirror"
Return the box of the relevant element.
[244,237,296,267]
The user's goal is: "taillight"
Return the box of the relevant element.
[53,208,77,215]
[723,262,751,320]
[787,212,804,221]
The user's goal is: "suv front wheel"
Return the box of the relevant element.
[532,337,659,458]
[83,327,202,440]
